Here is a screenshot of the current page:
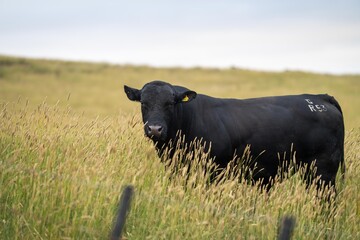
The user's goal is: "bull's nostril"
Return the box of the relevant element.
[147,125,163,137]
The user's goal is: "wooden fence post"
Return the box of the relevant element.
[110,185,134,240]
[277,215,296,240]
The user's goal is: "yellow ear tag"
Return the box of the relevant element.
[182,95,189,102]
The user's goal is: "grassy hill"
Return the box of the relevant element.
[1,55,359,128]
[0,55,359,239]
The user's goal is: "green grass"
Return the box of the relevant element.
[0,55,359,239]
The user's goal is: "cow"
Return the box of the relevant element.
[124,80,345,192]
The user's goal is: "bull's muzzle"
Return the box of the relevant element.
[146,125,163,138]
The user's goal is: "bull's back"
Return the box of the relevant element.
[226,94,343,153]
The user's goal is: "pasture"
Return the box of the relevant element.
[0,55,359,239]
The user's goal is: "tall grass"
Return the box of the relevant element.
[1,101,359,239]
[0,56,359,239]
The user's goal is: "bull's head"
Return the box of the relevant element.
[124,81,197,142]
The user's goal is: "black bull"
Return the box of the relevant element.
[124,81,345,190]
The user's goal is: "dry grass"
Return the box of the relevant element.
[0,56,359,239]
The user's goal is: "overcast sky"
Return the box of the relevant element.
[1,0,359,74]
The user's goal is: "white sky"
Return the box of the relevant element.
[1,0,360,74]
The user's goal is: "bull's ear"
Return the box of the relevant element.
[176,90,197,103]
[124,85,141,102]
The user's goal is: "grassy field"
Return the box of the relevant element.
[0,55,359,239]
